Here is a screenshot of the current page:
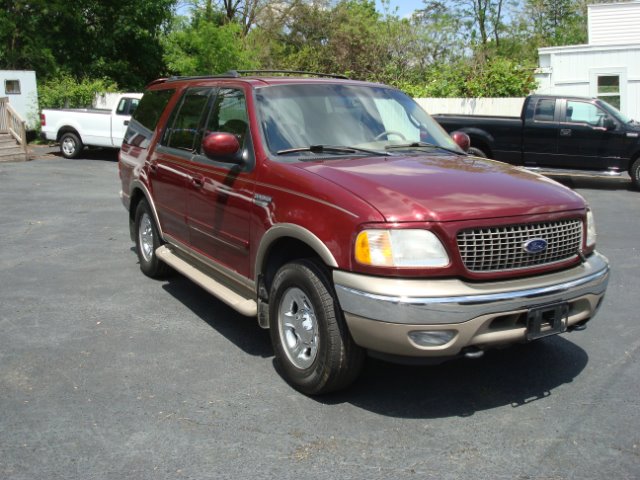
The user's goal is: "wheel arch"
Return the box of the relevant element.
[128,181,164,242]
[56,126,81,142]
[256,224,338,297]
[458,127,494,158]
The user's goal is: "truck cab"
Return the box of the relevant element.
[434,94,640,189]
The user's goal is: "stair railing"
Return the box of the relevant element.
[0,97,28,156]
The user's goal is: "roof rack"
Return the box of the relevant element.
[228,70,349,79]
[163,70,349,83]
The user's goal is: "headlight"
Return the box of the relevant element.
[355,229,450,267]
[586,209,597,248]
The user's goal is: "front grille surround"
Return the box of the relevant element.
[457,219,583,273]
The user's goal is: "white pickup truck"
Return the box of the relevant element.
[40,93,142,158]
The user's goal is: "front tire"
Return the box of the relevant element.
[269,259,364,395]
[631,157,640,190]
[60,132,83,159]
[134,200,171,278]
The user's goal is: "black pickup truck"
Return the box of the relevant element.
[433,94,640,189]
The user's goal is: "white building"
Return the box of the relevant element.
[535,1,640,120]
[0,70,39,130]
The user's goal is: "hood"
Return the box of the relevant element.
[297,153,585,222]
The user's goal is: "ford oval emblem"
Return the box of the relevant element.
[523,238,548,254]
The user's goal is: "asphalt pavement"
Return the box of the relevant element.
[1,151,639,479]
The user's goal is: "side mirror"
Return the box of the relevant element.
[450,131,470,152]
[603,116,616,131]
[202,132,242,162]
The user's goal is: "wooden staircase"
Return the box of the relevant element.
[0,133,28,162]
[0,97,29,162]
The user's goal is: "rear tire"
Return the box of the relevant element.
[269,259,365,395]
[60,132,83,159]
[134,199,171,278]
[631,158,640,190]
[468,146,488,158]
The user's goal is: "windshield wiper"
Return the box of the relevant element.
[384,141,464,156]
[276,144,390,157]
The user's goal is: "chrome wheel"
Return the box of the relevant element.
[138,213,154,263]
[278,287,319,370]
[61,136,77,157]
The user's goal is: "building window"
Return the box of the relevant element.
[597,75,620,110]
[5,80,21,95]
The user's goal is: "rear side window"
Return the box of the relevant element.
[533,99,555,122]
[124,89,174,147]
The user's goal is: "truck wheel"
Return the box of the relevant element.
[269,259,364,395]
[631,158,640,190]
[134,199,171,278]
[60,132,83,159]
[468,146,488,158]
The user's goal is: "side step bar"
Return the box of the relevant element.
[156,245,257,317]
[524,167,623,178]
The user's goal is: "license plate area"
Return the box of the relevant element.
[526,302,569,341]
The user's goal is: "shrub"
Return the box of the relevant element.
[39,74,119,109]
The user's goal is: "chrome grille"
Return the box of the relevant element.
[457,220,583,272]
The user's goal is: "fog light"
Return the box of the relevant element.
[408,330,457,347]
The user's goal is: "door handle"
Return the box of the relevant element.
[560,128,572,137]
[124,120,130,126]
[191,175,204,188]
[148,163,158,174]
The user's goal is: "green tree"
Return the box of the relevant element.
[1,0,176,89]
[39,74,118,109]
[163,16,257,75]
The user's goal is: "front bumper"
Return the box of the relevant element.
[334,252,609,357]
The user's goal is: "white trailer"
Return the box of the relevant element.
[0,70,39,130]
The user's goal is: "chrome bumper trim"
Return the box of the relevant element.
[335,253,609,325]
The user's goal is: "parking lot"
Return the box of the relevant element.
[1,151,639,479]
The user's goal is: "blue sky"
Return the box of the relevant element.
[375,0,424,18]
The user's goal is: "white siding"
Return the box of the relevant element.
[589,2,640,45]
[536,44,640,120]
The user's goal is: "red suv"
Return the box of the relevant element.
[118,71,609,394]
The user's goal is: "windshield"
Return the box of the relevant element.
[598,98,634,124]
[255,83,461,159]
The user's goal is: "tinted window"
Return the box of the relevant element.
[201,88,249,149]
[533,99,555,122]
[123,89,174,148]
[116,98,140,115]
[162,88,213,151]
[132,89,174,131]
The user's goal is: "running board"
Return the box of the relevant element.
[524,167,623,178]
[156,245,257,317]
